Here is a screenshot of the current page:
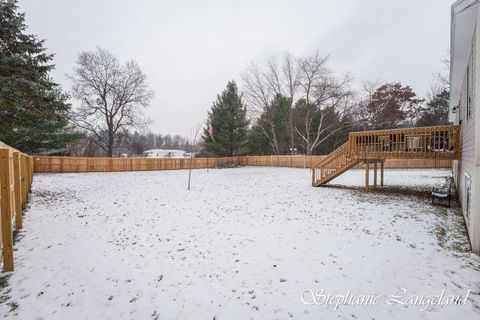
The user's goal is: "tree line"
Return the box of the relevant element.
[1,0,450,157]
[203,53,450,156]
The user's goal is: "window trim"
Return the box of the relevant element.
[464,173,472,224]
[466,34,475,120]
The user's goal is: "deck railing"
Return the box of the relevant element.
[349,125,461,160]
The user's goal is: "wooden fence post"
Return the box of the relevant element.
[26,156,31,190]
[29,157,33,190]
[12,152,22,229]
[21,155,27,208]
[26,156,30,187]
[0,148,15,271]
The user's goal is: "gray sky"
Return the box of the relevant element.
[20,0,452,137]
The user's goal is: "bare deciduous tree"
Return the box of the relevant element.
[242,51,358,155]
[293,53,355,155]
[429,50,450,99]
[69,47,154,157]
[187,121,203,190]
[242,52,300,154]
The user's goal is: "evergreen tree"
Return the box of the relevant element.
[258,94,291,154]
[246,124,272,155]
[203,81,249,156]
[0,0,78,154]
[416,89,450,127]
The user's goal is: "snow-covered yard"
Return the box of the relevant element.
[1,167,479,319]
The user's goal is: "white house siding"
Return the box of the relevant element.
[453,8,480,253]
[473,16,480,252]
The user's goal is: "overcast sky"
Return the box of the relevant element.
[19,0,452,137]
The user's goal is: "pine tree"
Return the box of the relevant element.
[202,81,249,156]
[246,124,272,155]
[0,0,79,154]
[416,89,450,127]
[257,94,291,155]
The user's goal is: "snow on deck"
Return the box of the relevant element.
[1,168,479,319]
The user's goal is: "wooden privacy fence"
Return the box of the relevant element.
[0,142,33,272]
[2,149,451,272]
[33,156,241,172]
[33,155,452,173]
[240,155,324,167]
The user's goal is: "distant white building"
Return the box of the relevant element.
[143,149,191,158]
[450,0,480,253]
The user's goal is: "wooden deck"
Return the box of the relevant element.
[312,125,461,189]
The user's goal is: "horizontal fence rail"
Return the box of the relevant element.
[33,155,452,173]
[0,142,33,272]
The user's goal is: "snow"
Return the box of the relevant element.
[1,167,479,319]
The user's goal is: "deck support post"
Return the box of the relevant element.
[364,160,369,192]
[373,162,377,191]
[380,161,384,187]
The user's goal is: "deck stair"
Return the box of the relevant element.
[311,125,461,188]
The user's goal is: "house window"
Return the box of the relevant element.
[466,39,475,120]
[464,173,472,225]
[467,65,472,119]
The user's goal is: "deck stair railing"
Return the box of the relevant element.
[311,142,361,186]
